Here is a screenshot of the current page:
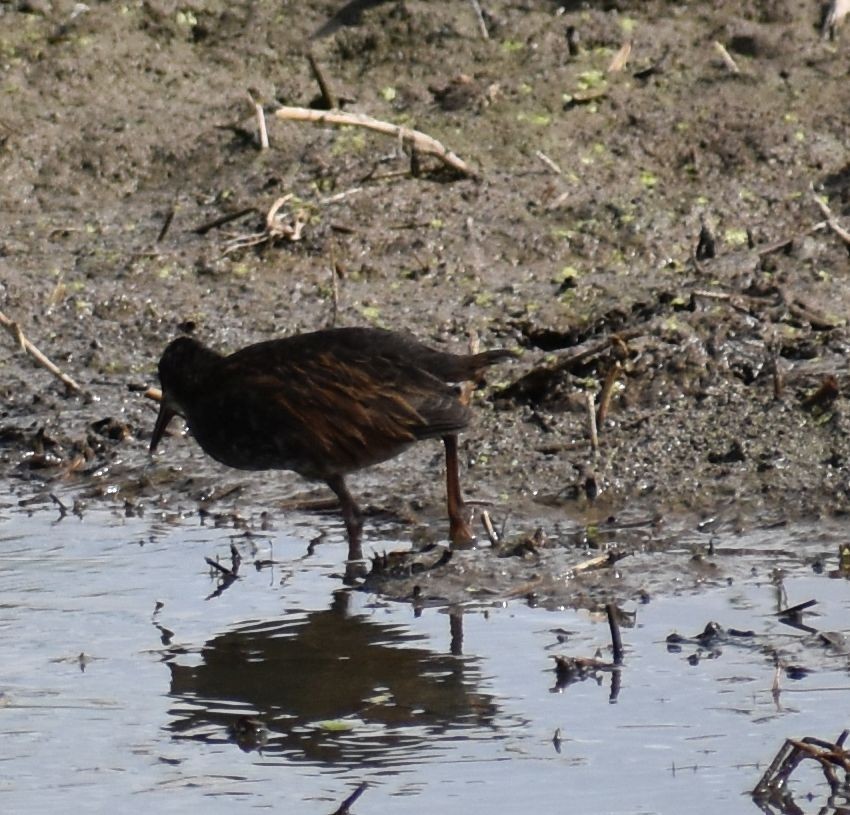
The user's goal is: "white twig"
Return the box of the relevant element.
[320,187,363,205]
[468,0,489,39]
[812,188,850,247]
[535,150,562,175]
[223,194,306,254]
[247,91,269,150]
[481,510,500,546]
[713,40,740,73]
[274,106,478,178]
[255,102,269,150]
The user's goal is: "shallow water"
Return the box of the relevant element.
[1,497,849,814]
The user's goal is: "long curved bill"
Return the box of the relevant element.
[150,400,177,453]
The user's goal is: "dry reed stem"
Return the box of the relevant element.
[0,308,85,395]
[480,509,500,546]
[812,189,850,246]
[468,0,489,39]
[274,106,478,178]
[713,40,740,73]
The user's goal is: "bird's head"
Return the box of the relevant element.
[150,336,222,453]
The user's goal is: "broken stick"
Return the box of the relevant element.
[0,308,86,395]
[274,106,479,178]
[811,188,850,247]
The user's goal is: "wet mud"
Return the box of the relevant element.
[3,0,850,594]
[2,3,850,809]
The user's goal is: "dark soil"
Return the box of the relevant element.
[2,0,850,571]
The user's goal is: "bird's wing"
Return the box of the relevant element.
[214,356,467,476]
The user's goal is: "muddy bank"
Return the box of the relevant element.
[2,0,850,562]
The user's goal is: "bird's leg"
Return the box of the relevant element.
[326,474,364,562]
[443,434,475,547]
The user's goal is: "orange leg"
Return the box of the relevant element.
[443,434,475,547]
[326,475,364,563]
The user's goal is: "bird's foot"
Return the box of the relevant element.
[449,512,477,549]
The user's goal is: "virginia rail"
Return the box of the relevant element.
[150,327,510,561]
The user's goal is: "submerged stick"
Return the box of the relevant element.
[331,782,368,815]
[449,607,464,656]
[274,106,479,178]
[572,550,627,575]
[606,603,624,666]
[0,308,86,395]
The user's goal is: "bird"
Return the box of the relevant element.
[150,327,510,563]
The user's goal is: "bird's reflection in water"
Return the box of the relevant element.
[165,592,500,765]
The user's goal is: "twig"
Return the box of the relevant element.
[757,221,827,255]
[596,361,622,426]
[607,41,631,73]
[192,206,257,235]
[256,105,269,150]
[206,557,235,577]
[307,52,338,110]
[754,733,850,798]
[467,0,489,39]
[572,550,627,575]
[0,309,86,395]
[585,391,598,450]
[49,493,68,518]
[606,603,624,665]
[771,656,782,703]
[768,346,783,400]
[811,189,850,247]
[320,187,363,205]
[449,607,464,656]
[713,40,740,73]
[157,206,175,243]
[247,91,269,150]
[229,542,242,573]
[480,509,500,546]
[222,195,306,254]
[777,598,818,618]
[331,782,368,815]
[274,105,479,178]
[545,189,571,211]
[534,150,562,175]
